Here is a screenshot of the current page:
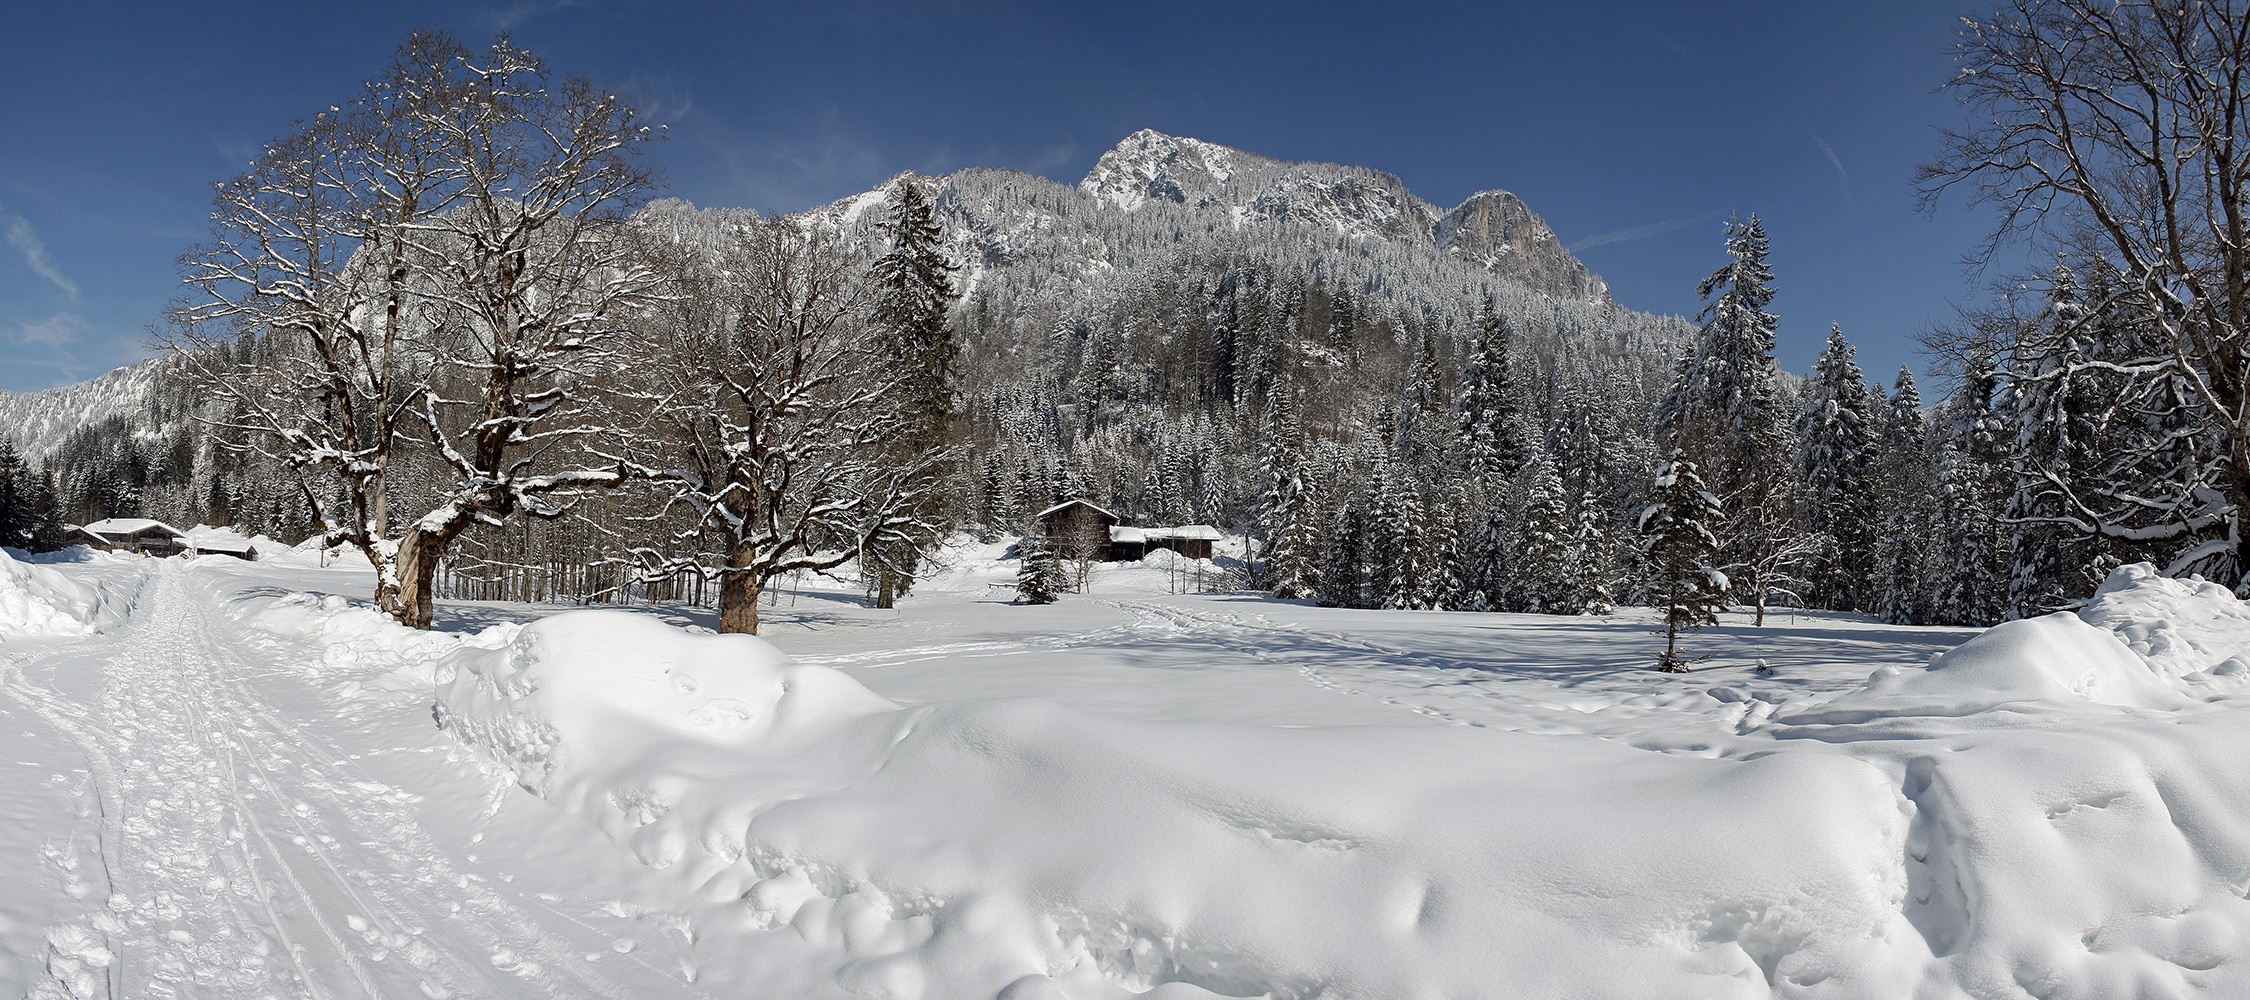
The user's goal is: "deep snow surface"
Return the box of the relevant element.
[5,542,2250,999]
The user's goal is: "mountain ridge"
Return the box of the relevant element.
[1074,129,1607,301]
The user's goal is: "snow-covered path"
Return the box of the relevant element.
[0,566,695,1000]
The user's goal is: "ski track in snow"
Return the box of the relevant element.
[0,566,685,1000]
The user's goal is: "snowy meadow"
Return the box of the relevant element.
[6,539,2250,999]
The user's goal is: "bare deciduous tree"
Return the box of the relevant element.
[1920,0,2250,580]
[620,211,951,634]
[166,31,658,628]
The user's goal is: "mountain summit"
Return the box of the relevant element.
[1078,129,1606,301]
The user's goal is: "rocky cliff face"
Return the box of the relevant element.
[1437,190,1607,301]
[1075,129,1605,301]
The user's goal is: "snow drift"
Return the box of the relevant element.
[0,547,123,640]
[421,564,2250,999]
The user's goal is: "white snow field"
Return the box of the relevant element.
[5,542,2250,999]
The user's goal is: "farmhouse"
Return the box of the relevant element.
[1034,500,1223,561]
[72,520,260,560]
[74,518,189,556]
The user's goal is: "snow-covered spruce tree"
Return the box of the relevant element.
[1568,489,1615,615]
[1460,502,1511,611]
[0,438,29,549]
[1265,458,1325,600]
[1319,498,1372,609]
[620,213,950,635]
[864,175,963,610]
[1374,459,1428,610]
[1639,452,1729,672]
[1015,533,1064,605]
[1874,366,1938,624]
[1418,483,1465,610]
[1516,454,1576,613]
[166,32,657,629]
[1653,215,1787,618]
[1795,324,1879,611]
[1455,300,1530,495]
[1931,345,2011,627]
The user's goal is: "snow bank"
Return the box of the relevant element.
[237,591,519,694]
[0,547,119,639]
[412,563,2250,998]
[2079,562,2250,684]
[1774,611,2192,727]
[435,611,1935,998]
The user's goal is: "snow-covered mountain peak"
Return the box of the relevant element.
[1071,130,1606,301]
[1078,128,1276,212]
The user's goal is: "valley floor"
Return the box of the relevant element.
[3,542,2248,999]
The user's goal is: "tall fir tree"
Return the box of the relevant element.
[1567,490,1615,615]
[1514,455,1575,613]
[1639,452,1730,672]
[1795,324,1879,610]
[1454,301,1529,496]
[1653,215,1786,615]
[1932,347,2011,626]
[1876,366,1937,624]
[866,174,962,609]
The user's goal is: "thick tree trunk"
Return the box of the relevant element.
[388,527,450,630]
[719,546,762,634]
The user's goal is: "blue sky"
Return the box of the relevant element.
[0,0,2003,395]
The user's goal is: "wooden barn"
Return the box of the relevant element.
[1035,500,1123,560]
[74,518,189,556]
[1035,500,1222,562]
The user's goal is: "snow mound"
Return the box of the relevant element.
[434,611,897,795]
[0,547,115,639]
[2078,562,2250,684]
[434,610,1938,999]
[237,591,519,694]
[1778,611,2191,727]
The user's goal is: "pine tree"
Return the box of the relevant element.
[1265,459,1325,600]
[1015,534,1064,605]
[0,439,27,550]
[1455,301,1529,494]
[1794,324,1879,610]
[867,174,962,609]
[1875,367,1936,624]
[1567,490,1614,615]
[1319,498,1371,609]
[1639,452,1729,672]
[1932,347,2010,626]
[1652,216,1787,615]
[1515,455,1575,613]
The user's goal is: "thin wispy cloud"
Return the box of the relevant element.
[0,204,79,300]
[1811,133,1858,217]
[1567,209,1728,252]
[475,0,591,32]
[616,73,694,125]
[13,312,84,349]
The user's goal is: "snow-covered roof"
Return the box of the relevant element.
[1036,499,1120,522]
[1146,525,1223,541]
[1109,526,1146,544]
[77,518,185,539]
[191,538,257,554]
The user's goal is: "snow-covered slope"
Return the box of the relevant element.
[0,359,169,462]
